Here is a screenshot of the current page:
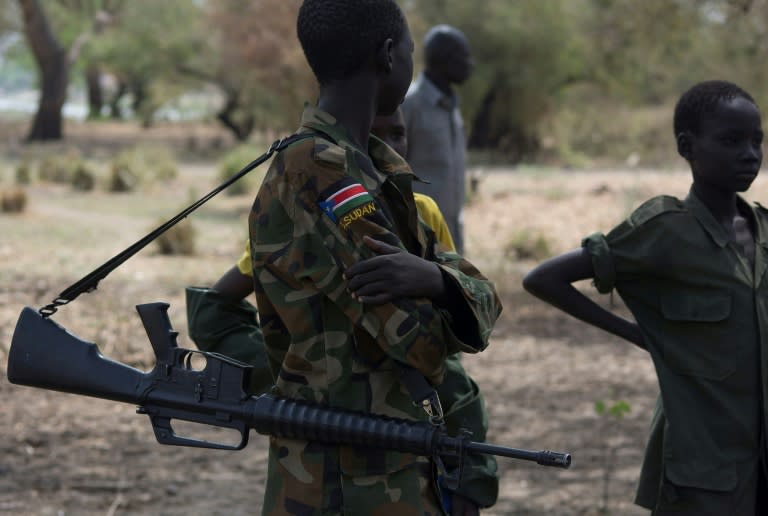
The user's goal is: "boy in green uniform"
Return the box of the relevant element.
[523,80,768,515]
[247,1,502,514]
[186,107,500,513]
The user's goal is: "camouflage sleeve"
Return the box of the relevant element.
[250,150,457,384]
[252,274,293,379]
[430,237,503,353]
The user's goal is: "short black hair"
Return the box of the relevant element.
[297,0,406,85]
[424,25,469,64]
[674,80,757,136]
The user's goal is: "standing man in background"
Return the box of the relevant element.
[402,24,474,255]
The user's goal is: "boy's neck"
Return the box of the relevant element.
[691,181,740,224]
[317,77,378,153]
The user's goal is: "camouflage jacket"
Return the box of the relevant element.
[249,106,501,516]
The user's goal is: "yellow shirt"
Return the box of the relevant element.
[413,193,456,252]
[237,192,456,276]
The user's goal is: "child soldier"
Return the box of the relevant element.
[248,1,502,514]
[186,108,499,514]
[523,80,767,515]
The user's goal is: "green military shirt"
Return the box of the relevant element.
[583,190,768,513]
[249,106,502,516]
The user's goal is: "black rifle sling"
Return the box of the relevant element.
[37,130,444,426]
[38,133,313,318]
[396,364,445,426]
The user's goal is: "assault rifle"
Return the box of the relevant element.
[7,302,571,489]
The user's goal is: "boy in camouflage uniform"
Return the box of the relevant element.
[186,107,499,513]
[523,80,768,515]
[248,1,502,514]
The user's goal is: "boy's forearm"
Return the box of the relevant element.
[537,283,643,348]
[524,249,645,349]
[212,266,255,302]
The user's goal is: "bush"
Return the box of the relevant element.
[504,230,551,261]
[71,164,97,191]
[1,187,28,213]
[15,162,32,185]
[541,84,676,167]
[38,149,83,184]
[109,163,140,193]
[154,220,196,255]
[108,145,179,192]
[218,144,269,196]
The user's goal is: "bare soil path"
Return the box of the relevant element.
[4,156,766,515]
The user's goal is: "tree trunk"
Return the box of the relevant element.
[217,92,254,142]
[18,0,68,141]
[131,80,146,113]
[468,85,499,149]
[85,64,103,119]
[27,56,68,140]
[109,80,127,119]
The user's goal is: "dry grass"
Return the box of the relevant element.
[4,122,768,515]
[0,187,28,213]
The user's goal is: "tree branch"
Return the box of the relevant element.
[66,8,114,65]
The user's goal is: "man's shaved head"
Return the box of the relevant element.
[423,24,473,85]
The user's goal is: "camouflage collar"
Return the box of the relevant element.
[299,105,415,190]
[300,105,354,148]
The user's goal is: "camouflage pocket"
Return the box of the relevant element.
[339,445,426,477]
[339,458,442,515]
[352,328,388,367]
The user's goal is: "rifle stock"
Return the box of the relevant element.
[8,306,144,403]
[7,302,571,484]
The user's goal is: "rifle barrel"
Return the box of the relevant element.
[466,441,571,469]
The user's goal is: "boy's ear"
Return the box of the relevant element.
[377,38,394,74]
[676,131,693,160]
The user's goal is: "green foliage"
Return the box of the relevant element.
[594,397,632,512]
[84,0,205,122]
[196,0,313,135]
[408,0,586,158]
[542,86,676,167]
[594,399,631,419]
[576,0,709,104]
[0,0,18,32]
[704,1,768,111]
[405,0,768,164]
[218,144,269,196]
[8,0,768,164]
[43,0,102,49]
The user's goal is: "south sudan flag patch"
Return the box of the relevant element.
[319,178,377,229]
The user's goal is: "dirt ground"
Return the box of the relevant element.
[3,127,766,515]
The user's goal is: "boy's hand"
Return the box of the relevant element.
[344,235,446,304]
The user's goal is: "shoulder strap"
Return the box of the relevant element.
[39,133,314,318]
[396,364,445,426]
